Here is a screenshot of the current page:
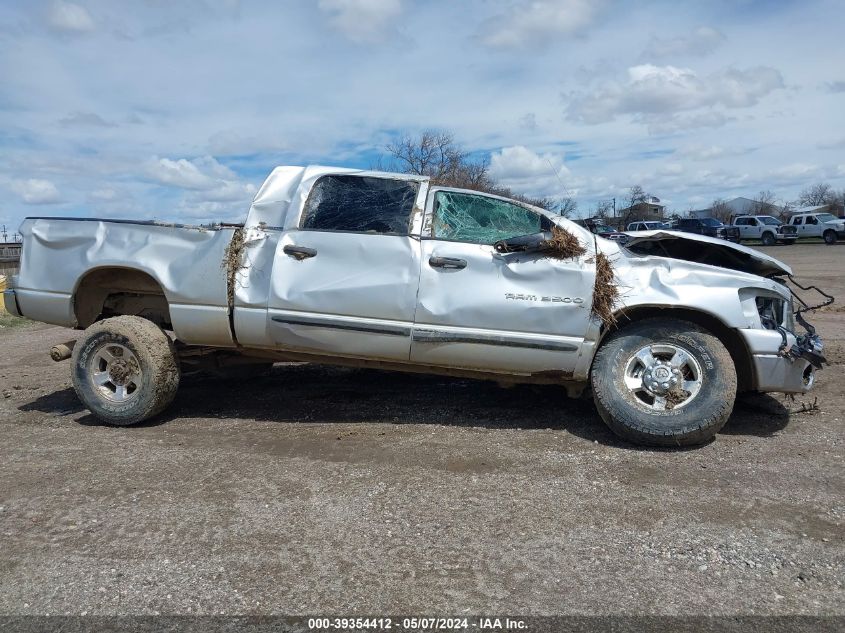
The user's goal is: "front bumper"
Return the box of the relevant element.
[739,328,822,394]
[3,289,22,317]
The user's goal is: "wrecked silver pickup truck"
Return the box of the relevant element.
[3,166,829,445]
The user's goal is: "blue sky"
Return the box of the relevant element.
[1,0,843,230]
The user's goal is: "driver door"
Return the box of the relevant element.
[410,189,595,374]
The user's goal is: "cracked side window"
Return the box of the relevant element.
[432,191,541,244]
[301,175,418,235]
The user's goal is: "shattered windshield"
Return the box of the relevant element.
[301,175,418,235]
[432,191,541,244]
[760,216,781,225]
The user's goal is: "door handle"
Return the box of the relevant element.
[283,245,317,260]
[429,256,467,270]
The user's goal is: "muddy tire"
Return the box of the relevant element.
[760,231,776,246]
[823,230,837,245]
[71,316,180,426]
[591,318,736,447]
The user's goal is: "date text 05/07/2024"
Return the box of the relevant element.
[307,616,528,630]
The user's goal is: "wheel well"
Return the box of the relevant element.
[74,268,171,329]
[600,306,755,392]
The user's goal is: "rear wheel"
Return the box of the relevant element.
[591,318,737,446]
[823,230,837,245]
[71,316,180,425]
[761,231,776,246]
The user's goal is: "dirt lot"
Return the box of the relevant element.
[0,244,842,617]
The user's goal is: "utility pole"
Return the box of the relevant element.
[1,224,7,243]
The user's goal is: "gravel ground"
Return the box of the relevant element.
[0,244,842,616]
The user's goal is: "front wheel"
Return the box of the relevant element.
[760,231,776,246]
[823,230,837,245]
[71,316,180,425]
[591,318,737,446]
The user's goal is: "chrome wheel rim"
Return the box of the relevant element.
[88,343,143,403]
[623,343,703,411]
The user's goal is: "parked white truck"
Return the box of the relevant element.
[731,215,798,246]
[3,166,829,446]
[787,212,845,244]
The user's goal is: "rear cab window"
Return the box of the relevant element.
[300,175,419,235]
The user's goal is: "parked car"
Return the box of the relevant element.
[788,212,845,244]
[731,215,797,246]
[573,218,630,243]
[626,221,671,231]
[675,217,741,243]
[3,166,826,447]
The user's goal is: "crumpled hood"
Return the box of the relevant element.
[624,230,792,277]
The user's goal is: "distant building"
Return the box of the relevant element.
[609,197,665,229]
[794,204,833,215]
[690,196,762,219]
[0,242,22,263]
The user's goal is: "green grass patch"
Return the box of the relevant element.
[0,311,31,329]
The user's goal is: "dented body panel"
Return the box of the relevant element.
[9,165,825,396]
[15,218,236,346]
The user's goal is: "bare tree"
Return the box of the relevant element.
[775,200,796,222]
[798,183,834,207]
[709,198,733,223]
[383,130,557,209]
[618,185,649,227]
[385,130,467,182]
[797,182,845,214]
[593,200,613,221]
[752,190,778,215]
[557,196,577,218]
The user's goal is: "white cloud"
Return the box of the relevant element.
[0,1,843,227]
[59,112,116,128]
[318,0,403,43]
[146,156,237,190]
[146,156,257,214]
[10,179,62,204]
[818,138,845,150]
[489,146,573,197]
[566,64,784,127]
[645,111,732,135]
[769,163,820,182]
[198,181,258,202]
[208,130,288,156]
[89,188,120,201]
[642,27,725,59]
[46,1,95,34]
[478,0,603,49]
[678,144,753,161]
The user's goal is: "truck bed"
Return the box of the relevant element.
[15,217,239,346]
